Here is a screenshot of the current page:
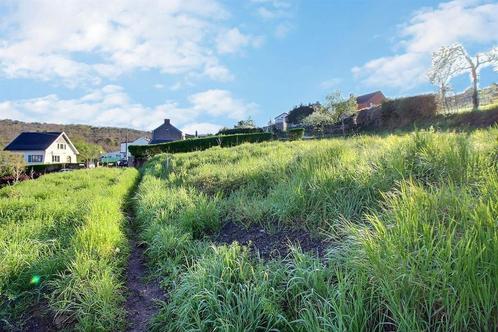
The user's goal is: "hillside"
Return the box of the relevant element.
[0,119,150,152]
[134,129,498,330]
[1,128,497,330]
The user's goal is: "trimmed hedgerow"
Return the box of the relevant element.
[287,128,305,140]
[381,94,438,128]
[217,127,264,135]
[129,132,272,158]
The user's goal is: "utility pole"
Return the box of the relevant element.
[125,131,128,160]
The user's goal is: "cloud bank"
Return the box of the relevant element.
[0,0,261,86]
[352,0,498,91]
[0,86,258,134]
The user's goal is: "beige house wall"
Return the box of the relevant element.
[9,134,78,165]
[44,136,78,164]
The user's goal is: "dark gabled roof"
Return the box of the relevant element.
[153,123,182,134]
[275,112,288,118]
[4,132,62,151]
[356,91,384,104]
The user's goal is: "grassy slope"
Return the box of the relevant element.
[0,168,138,331]
[135,129,498,331]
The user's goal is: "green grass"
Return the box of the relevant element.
[0,168,138,331]
[1,128,497,331]
[135,128,498,331]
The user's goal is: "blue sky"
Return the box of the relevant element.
[0,0,496,134]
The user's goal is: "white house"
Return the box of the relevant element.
[274,112,288,131]
[4,132,79,165]
[120,137,149,159]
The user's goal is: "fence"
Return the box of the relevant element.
[442,84,498,113]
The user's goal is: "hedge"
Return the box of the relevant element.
[381,94,437,129]
[26,163,84,174]
[129,132,273,158]
[287,128,304,140]
[217,127,264,135]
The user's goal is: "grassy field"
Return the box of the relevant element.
[0,168,138,331]
[135,128,498,331]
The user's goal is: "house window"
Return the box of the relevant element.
[67,156,71,163]
[52,155,60,163]
[28,155,43,163]
[57,143,66,149]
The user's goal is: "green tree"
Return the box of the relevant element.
[73,139,104,166]
[302,107,336,136]
[303,91,357,136]
[324,91,358,134]
[0,151,25,182]
[234,117,256,129]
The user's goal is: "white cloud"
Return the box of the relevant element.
[251,0,294,38]
[154,84,165,89]
[352,0,498,90]
[0,0,257,86]
[252,0,293,20]
[181,122,224,135]
[202,60,235,82]
[216,28,263,54]
[0,86,258,130]
[189,89,258,120]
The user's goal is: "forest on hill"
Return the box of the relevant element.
[0,119,149,152]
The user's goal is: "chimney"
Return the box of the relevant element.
[164,119,170,125]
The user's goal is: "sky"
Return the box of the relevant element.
[0,0,497,134]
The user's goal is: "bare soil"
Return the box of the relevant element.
[214,221,328,260]
[124,235,165,332]
[21,304,57,332]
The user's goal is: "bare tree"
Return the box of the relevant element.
[429,44,498,111]
[428,46,461,112]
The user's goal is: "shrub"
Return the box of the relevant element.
[287,104,317,124]
[288,128,305,140]
[381,94,437,128]
[129,132,272,158]
[0,151,25,181]
[217,127,264,135]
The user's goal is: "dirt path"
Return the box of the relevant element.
[124,225,165,332]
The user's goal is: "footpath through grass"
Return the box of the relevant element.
[0,168,138,331]
[135,128,498,331]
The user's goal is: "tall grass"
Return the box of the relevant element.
[135,128,498,331]
[0,168,138,331]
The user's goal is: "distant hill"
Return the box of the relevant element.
[0,119,150,152]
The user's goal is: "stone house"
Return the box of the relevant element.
[150,119,183,144]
